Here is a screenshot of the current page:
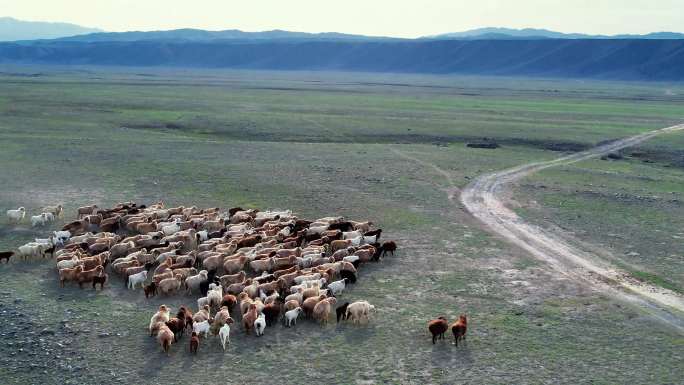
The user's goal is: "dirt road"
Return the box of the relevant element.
[461,124,684,331]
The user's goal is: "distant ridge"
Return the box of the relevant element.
[424,27,684,40]
[0,17,102,41]
[54,28,400,43]
[1,39,683,81]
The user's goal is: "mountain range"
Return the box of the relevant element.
[0,18,683,81]
[0,17,101,41]
[426,27,684,40]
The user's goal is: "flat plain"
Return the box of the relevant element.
[0,67,682,384]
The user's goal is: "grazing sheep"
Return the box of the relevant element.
[451,315,468,346]
[6,207,26,223]
[157,324,175,355]
[327,278,348,296]
[127,270,148,290]
[302,295,326,319]
[345,301,375,324]
[219,271,246,288]
[31,213,49,227]
[284,307,303,327]
[92,274,108,290]
[336,302,350,322]
[340,269,357,284]
[166,315,186,342]
[219,323,231,351]
[18,243,46,260]
[58,265,83,287]
[193,319,211,338]
[242,304,258,334]
[254,313,266,336]
[313,297,337,324]
[193,305,211,324]
[262,303,281,326]
[141,282,156,298]
[159,274,183,295]
[379,241,397,257]
[189,332,200,354]
[149,305,172,336]
[77,205,98,219]
[185,270,208,294]
[428,317,449,344]
[56,255,82,270]
[76,265,105,288]
[0,251,14,263]
[43,204,63,218]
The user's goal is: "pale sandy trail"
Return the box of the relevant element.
[394,124,684,332]
[460,124,684,331]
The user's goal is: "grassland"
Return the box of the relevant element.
[0,66,682,384]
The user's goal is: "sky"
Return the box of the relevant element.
[1,0,683,38]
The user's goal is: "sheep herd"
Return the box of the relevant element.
[7,201,395,355]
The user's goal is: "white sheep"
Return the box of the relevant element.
[56,256,81,270]
[207,285,223,308]
[35,236,55,246]
[301,278,326,289]
[254,313,266,336]
[53,230,71,245]
[43,212,55,223]
[162,219,181,236]
[196,230,209,242]
[343,255,360,264]
[7,207,26,223]
[127,270,147,290]
[219,323,230,351]
[31,213,48,227]
[293,273,321,285]
[197,296,210,310]
[327,278,348,296]
[193,319,211,338]
[284,307,302,327]
[185,270,208,294]
[342,230,362,239]
[17,243,45,260]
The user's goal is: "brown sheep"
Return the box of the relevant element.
[58,265,83,287]
[302,294,326,318]
[144,282,158,298]
[313,297,337,324]
[226,279,250,296]
[76,265,104,288]
[236,235,262,249]
[81,252,109,271]
[428,317,449,344]
[451,315,468,346]
[153,271,174,285]
[283,299,300,312]
[330,239,352,253]
[223,255,248,274]
[157,324,174,355]
[220,294,237,313]
[242,304,258,334]
[159,274,183,295]
[202,254,223,272]
[219,271,246,287]
[273,265,298,279]
[91,274,108,290]
[77,204,98,219]
[189,332,199,354]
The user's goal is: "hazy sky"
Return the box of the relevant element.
[2,0,683,37]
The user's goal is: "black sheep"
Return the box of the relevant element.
[336,302,350,322]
